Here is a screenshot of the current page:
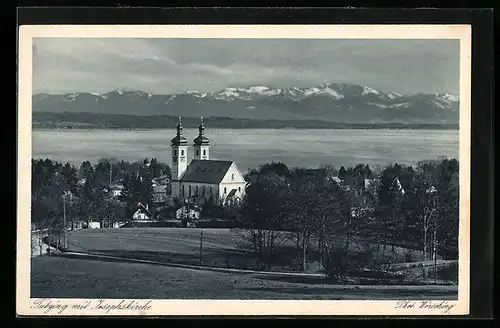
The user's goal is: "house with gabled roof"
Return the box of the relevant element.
[132,202,153,221]
[152,174,170,186]
[170,117,246,206]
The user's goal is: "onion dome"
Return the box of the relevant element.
[171,116,188,145]
[193,116,210,145]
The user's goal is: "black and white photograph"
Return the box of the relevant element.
[17,24,471,316]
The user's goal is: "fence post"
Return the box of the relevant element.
[47,230,51,254]
[39,231,42,256]
[199,230,203,266]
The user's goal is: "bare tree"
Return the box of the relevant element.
[285,176,341,272]
[237,174,289,269]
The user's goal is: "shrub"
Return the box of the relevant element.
[436,262,458,282]
[325,247,376,279]
[404,250,415,262]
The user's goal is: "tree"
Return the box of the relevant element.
[410,172,438,261]
[237,174,289,269]
[149,158,162,178]
[94,160,112,187]
[78,177,105,225]
[375,164,408,258]
[118,170,154,220]
[31,159,78,235]
[341,186,363,252]
[138,172,154,209]
[285,176,326,272]
[315,180,347,270]
[78,161,94,181]
[319,164,337,178]
[364,164,373,179]
[435,159,459,260]
[259,162,289,177]
[119,173,140,219]
[338,166,347,180]
[201,195,224,219]
[60,162,79,194]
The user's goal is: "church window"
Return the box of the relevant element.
[173,149,177,156]
[189,185,192,197]
[231,173,234,181]
[195,186,199,195]
[238,187,241,193]
[196,150,199,156]
[203,149,206,156]
[224,187,227,194]
[181,149,184,156]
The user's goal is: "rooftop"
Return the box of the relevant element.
[193,135,210,145]
[171,134,188,145]
[153,185,168,193]
[180,160,234,184]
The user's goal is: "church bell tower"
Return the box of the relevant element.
[193,117,210,160]
[171,117,189,180]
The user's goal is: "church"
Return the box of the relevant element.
[170,117,246,206]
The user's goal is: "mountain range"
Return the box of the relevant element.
[32,83,459,125]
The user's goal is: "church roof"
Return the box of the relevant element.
[193,135,210,145]
[180,160,234,184]
[193,117,210,145]
[171,134,188,145]
[171,117,188,145]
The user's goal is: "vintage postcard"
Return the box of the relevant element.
[17,24,471,316]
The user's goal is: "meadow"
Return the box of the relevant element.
[31,254,457,300]
[63,228,427,273]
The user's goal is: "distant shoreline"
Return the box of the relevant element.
[32,112,459,130]
[32,126,459,131]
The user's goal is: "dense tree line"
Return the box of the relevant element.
[31,155,459,276]
[235,159,459,275]
[31,158,171,231]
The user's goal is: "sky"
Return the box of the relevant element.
[32,38,460,96]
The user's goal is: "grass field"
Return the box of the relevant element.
[63,228,424,272]
[31,254,457,300]
[65,228,263,270]
[30,228,458,299]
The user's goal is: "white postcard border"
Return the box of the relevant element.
[17,24,471,316]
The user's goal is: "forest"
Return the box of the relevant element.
[234,160,459,276]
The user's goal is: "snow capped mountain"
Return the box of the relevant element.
[441,93,459,102]
[214,88,242,100]
[185,90,207,98]
[211,86,284,100]
[32,82,459,124]
[387,92,402,100]
[65,93,78,102]
[361,85,380,96]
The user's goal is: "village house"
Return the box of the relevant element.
[170,117,246,207]
[88,220,101,229]
[176,204,201,220]
[152,174,170,186]
[109,184,124,197]
[132,202,153,221]
[153,185,170,204]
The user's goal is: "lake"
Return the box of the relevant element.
[32,129,459,172]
